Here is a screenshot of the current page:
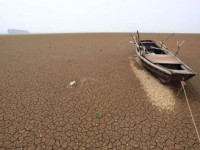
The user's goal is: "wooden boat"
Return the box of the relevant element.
[131,31,196,84]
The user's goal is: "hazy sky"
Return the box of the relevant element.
[0,0,199,34]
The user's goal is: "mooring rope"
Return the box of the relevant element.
[180,81,200,144]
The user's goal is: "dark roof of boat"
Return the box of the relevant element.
[140,40,155,43]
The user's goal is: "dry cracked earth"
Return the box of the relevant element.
[0,33,200,149]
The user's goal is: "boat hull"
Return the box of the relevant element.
[139,58,195,84]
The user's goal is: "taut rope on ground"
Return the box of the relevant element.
[179,81,200,144]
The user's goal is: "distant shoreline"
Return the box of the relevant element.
[1,32,200,36]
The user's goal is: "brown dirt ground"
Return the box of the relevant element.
[0,33,200,149]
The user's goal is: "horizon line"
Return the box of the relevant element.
[1,31,200,36]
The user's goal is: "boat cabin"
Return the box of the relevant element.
[138,40,187,71]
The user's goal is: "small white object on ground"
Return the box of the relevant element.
[69,81,76,86]
[67,81,76,88]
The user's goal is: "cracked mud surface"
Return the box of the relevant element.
[129,56,176,111]
[0,33,200,149]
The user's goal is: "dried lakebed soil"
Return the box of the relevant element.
[0,33,200,149]
[129,56,176,111]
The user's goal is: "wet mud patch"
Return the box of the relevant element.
[129,56,176,111]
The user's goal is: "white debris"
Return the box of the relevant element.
[67,81,76,88]
[70,81,76,86]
